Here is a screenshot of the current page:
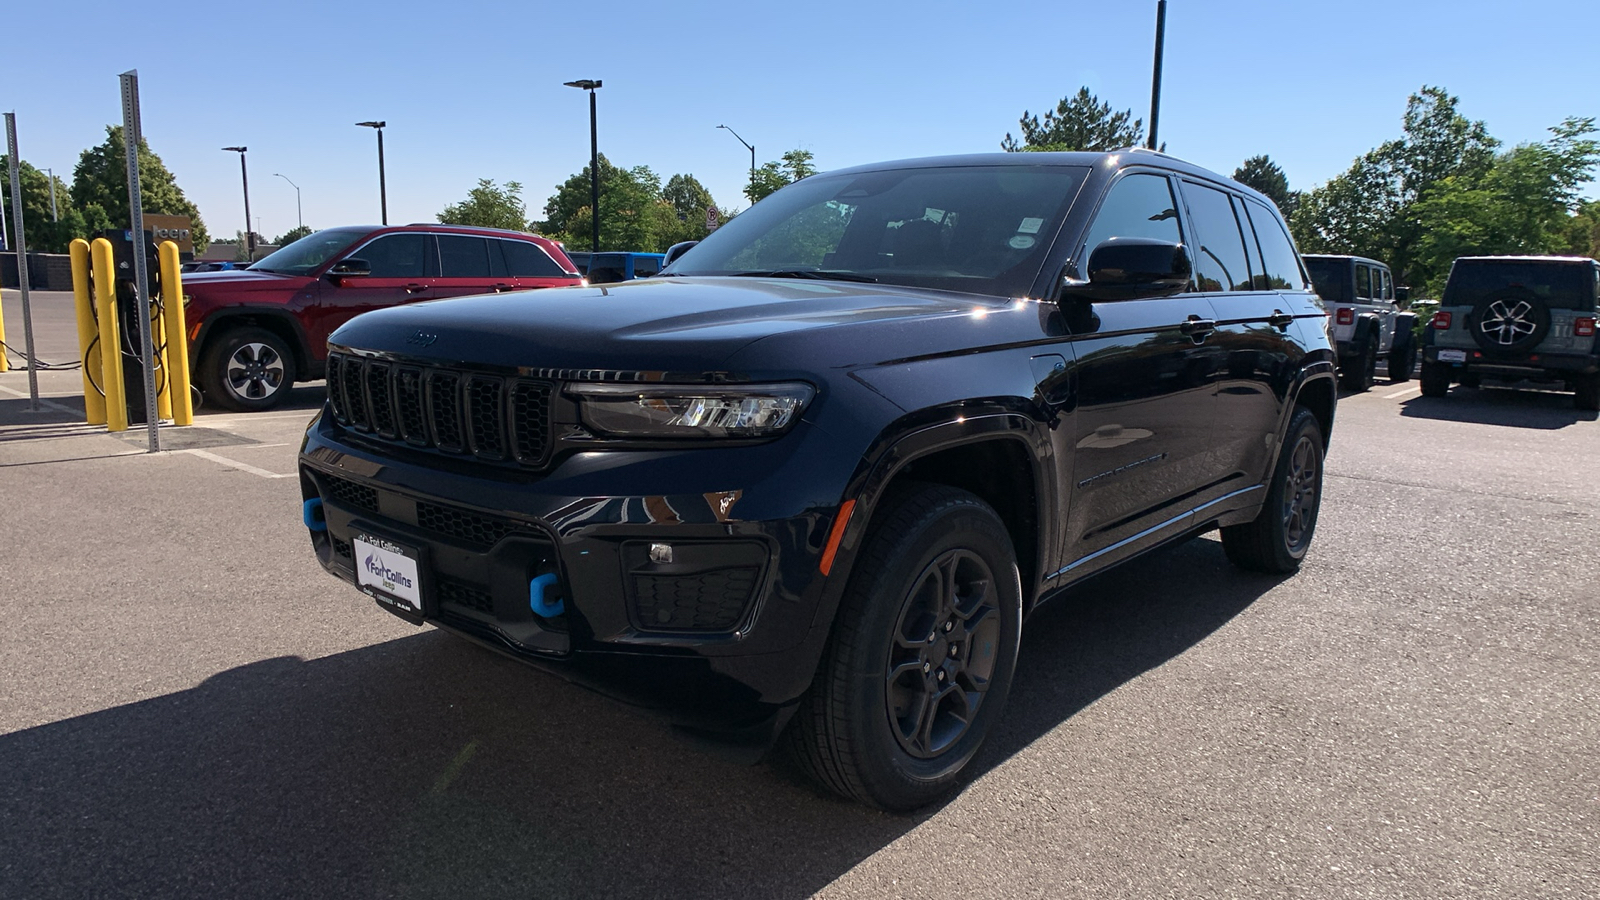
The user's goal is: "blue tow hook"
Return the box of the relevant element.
[529,573,564,617]
[303,498,326,532]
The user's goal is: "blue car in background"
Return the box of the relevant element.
[565,252,666,284]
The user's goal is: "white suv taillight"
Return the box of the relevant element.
[1575,317,1596,337]
[1432,311,1453,330]
[1335,308,1354,326]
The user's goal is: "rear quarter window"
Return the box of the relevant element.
[1245,201,1308,291]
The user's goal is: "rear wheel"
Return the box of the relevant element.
[1222,407,1325,574]
[787,484,1022,812]
[1340,340,1376,392]
[1574,372,1600,411]
[1420,359,1451,398]
[199,326,297,412]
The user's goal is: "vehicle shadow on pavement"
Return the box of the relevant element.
[194,381,326,417]
[1398,387,1597,429]
[0,539,1275,900]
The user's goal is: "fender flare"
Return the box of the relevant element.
[193,308,317,379]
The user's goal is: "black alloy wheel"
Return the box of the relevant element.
[200,326,297,412]
[1470,290,1550,355]
[1222,406,1325,574]
[787,483,1022,812]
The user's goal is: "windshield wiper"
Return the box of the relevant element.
[730,269,878,283]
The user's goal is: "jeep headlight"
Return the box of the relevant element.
[567,382,815,438]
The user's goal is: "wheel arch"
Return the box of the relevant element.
[194,309,315,380]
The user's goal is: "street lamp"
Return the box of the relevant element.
[1147,0,1167,150]
[356,121,387,225]
[716,124,756,203]
[563,79,602,253]
[222,146,254,261]
[46,167,58,221]
[274,173,302,229]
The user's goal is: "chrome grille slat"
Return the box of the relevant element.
[325,352,551,468]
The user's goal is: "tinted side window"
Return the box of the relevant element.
[437,235,491,278]
[1232,196,1266,290]
[1183,182,1253,292]
[500,240,567,277]
[1378,267,1392,301]
[1356,265,1372,299]
[355,234,427,278]
[1081,173,1185,262]
[1244,201,1306,291]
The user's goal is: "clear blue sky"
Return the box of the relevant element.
[5,0,1594,242]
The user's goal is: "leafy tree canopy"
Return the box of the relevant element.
[70,125,209,253]
[538,155,727,252]
[747,149,818,204]
[438,178,528,232]
[0,156,89,253]
[1233,155,1297,216]
[273,224,313,247]
[1002,88,1146,152]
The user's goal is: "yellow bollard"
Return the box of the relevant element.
[70,239,108,425]
[158,242,193,425]
[90,238,128,432]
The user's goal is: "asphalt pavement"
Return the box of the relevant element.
[1,289,1595,899]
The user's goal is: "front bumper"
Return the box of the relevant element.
[299,411,851,734]
[1423,345,1600,379]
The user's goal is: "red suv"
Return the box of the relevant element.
[182,224,582,410]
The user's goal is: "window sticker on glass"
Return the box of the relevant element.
[1017,217,1045,234]
[1009,235,1036,249]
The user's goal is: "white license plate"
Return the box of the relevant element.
[353,532,422,612]
[1437,349,1467,362]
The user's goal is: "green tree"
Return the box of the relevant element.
[70,125,209,253]
[1291,86,1500,288]
[659,173,723,245]
[0,156,89,253]
[539,156,726,252]
[438,178,528,231]
[1567,199,1600,259]
[1233,155,1297,216]
[746,149,817,204]
[273,224,313,247]
[1001,88,1146,152]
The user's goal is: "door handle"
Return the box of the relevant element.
[492,283,513,292]
[404,283,426,294]
[1180,316,1216,338]
[1268,310,1294,329]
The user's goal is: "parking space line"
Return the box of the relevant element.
[183,448,296,479]
[1384,386,1421,399]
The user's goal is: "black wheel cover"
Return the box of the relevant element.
[1470,289,1550,355]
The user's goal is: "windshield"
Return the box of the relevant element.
[249,227,380,275]
[1304,257,1350,305]
[665,164,1090,297]
[1445,260,1599,310]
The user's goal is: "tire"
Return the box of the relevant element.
[1339,338,1376,392]
[787,484,1022,812]
[1419,359,1451,398]
[1470,289,1549,355]
[1388,332,1416,383]
[1574,372,1600,411]
[1221,406,1325,574]
[198,326,297,412]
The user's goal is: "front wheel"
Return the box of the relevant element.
[1340,340,1376,392]
[1420,359,1451,398]
[787,484,1022,812]
[199,327,297,412]
[1222,406,1325,574]
[1574,372,1600,411]
[1388,333,1416,383]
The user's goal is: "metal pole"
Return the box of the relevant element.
[239,151,254,261]
[47,168,58,221]
[588,90,599,253]
[277,174,302,229]
[120,70,161,452]
[377,129,387,226]
[5,112,39,409]
[1147,0,1167,151]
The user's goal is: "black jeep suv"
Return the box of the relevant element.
[299,150,1337,810]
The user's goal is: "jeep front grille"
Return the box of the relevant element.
[326,352,553,466]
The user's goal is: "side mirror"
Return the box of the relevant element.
[1395,285,1411,309]
[1061,238,1192,303]
[662,241,698,269]
[328,258,371,279]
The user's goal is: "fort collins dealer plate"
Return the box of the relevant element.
[352,531,424,617]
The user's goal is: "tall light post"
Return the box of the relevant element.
[1147,0,1168,151]
[274,173,302,229]
[356,121,387,225]
[46,167,58,221]
[716,124,756,203]
[222,146,254,261]
[563,80,602,253]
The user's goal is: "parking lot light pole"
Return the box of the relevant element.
[222,146,253,261]
[563,80,602,253]
[275,173,302,229]
[46,167,58,221]
[356,121,387,225]
[1147,0,1167,151]
[716,125,756,202]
